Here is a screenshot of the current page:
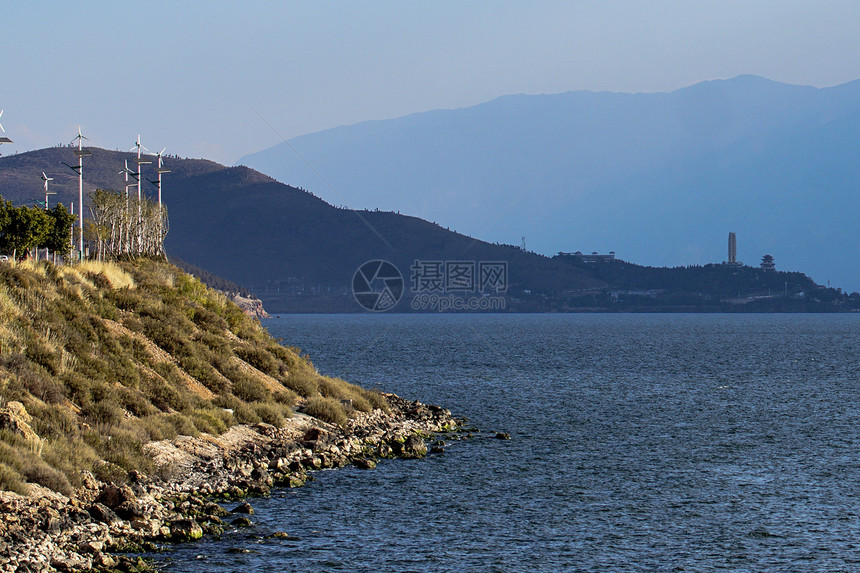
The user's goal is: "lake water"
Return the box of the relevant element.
[159,314,860,572]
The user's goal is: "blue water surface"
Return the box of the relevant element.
[159,314,860,572]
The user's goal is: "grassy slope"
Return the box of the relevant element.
[0,259,386,495]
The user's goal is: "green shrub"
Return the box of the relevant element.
[0,463,27,495]
[190,407,229,435]
[117,387,158,417]
[304,396,348,426]
[22,461,73,496]
[191,307,228,332]
[81,399,124,427]
[250,401,285,427]
[272,389,299,406]
[164,413,199,437]
[41,437,99,486]
[231,374,269,403]
[28,403,79,439]
[234,345,280,377]
[282,370,319,398]
[133,415,179,441]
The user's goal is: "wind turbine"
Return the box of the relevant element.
[0,110,12,151]
[67,127,92,260]
[131,135,151,252]
[40,172,56,260]
[146,147,170,252]
[40,172,55,210]
[120,159,139,195]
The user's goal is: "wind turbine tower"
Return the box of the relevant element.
[41,172,55,210]
[40,172,55,260]
[131,135,151,252]
[70,127,92,260]
[153,148,170,252]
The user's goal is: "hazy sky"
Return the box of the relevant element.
[2,1,859,164]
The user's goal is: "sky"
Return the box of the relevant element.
[2,1,860,165]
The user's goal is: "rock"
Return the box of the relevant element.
[302,427,328,445]
[398,435,427,459]
[231,294,270,319]
[250,466,269,482]
[79,540,104,554]
[269,531,301,541]
[376,442,393,458]
[95,484,136,509]
[203,501,227,517]
[231,502,254,515]
[231,516,253,527]
[88,503,121,525]
[495,432,511,440]
[130,517,162,536]
[353,458,376,470]
[169,519,204,542]
[50,555,92,572]
[430,446,445,454]
[115,500,145,520]
[94,552,117,568]
[4,401,31,423]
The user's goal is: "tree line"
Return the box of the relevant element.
[87,189,168,260]
[0,188,168,262]
[0,198,75,260]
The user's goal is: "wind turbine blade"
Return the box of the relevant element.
[159,147,166,156]
[0,110,4,133]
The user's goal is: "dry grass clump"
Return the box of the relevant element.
[72,261,136,290]
[318,376,389,413]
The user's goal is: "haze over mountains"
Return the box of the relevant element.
[241,75,860,293]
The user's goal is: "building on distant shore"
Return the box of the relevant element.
[760,254,775,271]
[723,232,743,266]
[558,250,616,263]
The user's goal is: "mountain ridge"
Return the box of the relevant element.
[239,75,860,292]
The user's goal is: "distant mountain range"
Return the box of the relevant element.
[239,75,860,293]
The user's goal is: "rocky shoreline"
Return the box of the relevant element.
[0,394,465,572]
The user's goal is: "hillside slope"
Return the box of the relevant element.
[0,258,386,494]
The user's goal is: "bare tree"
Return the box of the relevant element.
[88,189,168,260]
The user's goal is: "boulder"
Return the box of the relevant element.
[230,502,254,515]
[353,458,376,470]
[397,435,427,459]
[169,519,203,542]
[95,484,136,509]
[88,503,121,525]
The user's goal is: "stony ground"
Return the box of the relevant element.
[0,395,465,572]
